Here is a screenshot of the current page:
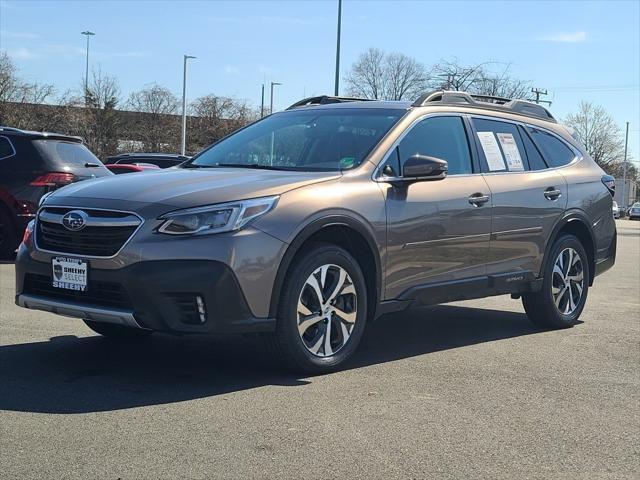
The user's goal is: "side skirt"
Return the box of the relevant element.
[375,271,542,318]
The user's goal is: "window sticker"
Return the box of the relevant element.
[477,131,506,171]
[496,133,524,171]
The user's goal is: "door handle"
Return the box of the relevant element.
[544,187,562,201]
[468,193,490,207]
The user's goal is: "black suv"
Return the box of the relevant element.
[0,127,111,258]
[104,153,190,169]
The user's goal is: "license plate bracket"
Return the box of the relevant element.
[52,257,88,292]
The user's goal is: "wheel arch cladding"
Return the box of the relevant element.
[268,216,381,321]
[546,214,596,286]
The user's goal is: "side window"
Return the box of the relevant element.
[0,137,15,160]
[518,126,548,170]
[528,127,576,168]
[381,147,401,177]
[472,118,527,172]
[397,116,472,175]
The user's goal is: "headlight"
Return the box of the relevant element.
[157,196,279,235]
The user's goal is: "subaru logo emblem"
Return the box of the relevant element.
[62,210,88,231]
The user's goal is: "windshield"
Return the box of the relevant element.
[187,108,404,171]
[34,140,102,167]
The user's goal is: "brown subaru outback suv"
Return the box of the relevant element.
[15,91,617,373]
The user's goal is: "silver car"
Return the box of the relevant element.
[15,91,617,373]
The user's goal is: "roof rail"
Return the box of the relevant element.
[286,95,373,110]
[0,126,24,133]
[412,90,556,123]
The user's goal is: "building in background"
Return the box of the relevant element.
[614,178,638,209]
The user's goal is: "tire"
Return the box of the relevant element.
[0,207,18,260]
[83,320,154,339]
[265,243,368,374]
[522,234,589,329]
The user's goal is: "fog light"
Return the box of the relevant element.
[196,295,207,323]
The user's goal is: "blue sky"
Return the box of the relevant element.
[1,0,639,163]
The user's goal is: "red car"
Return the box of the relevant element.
[105,163,160,175]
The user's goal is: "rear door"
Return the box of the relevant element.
[381,115,493,299]
[471,117,568,277]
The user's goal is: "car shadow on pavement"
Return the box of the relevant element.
[0,304,543,414]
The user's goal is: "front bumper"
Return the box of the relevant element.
[15,249,276,335]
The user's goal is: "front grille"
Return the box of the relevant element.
[23,273,133,310]
[36,207,140,257]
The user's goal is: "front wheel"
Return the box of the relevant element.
[265,243,368,374]
[522,234,589,329]
[83,320,154,339]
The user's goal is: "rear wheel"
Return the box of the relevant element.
[522,234,589,328]
[83,320,154,339]
[265,243,368,374]
[0,207,18,260]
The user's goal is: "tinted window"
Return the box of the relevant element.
[398,116,472,175]
[518,126,548,170]
[0,137,15,159]
[472,118,526,172]
[528,127,576,168]
[190,109,404,171]
[33,140,102,167]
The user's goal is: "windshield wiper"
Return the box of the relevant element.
[213,163,298,171]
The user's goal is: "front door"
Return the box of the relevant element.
[380,115,493,299]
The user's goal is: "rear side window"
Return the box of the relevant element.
[518,126,548,170]
[527,127,576,168]
[398,116,472,175]
[0,136,15,159]
[472,118,526,172]
[33,140,102,167]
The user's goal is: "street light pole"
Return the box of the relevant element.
[181,55,196,156]
[334,0,342,96]
[270,81,282,114]
[261,83,265,118]
[80,30,95,104]
[621,121,629,212]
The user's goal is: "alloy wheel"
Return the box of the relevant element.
[551,247,584,315]
[296,264,358,357]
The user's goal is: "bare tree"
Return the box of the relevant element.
[189,94,256,151]
[345,48,428,100]
[0,51,56,127]
[126,84,180,152]
[565,101,626,169]
[430,59,531,100]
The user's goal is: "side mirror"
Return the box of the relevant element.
[402,155,448,181]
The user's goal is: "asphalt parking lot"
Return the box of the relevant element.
[1,220,638,479]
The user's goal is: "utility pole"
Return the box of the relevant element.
[621,121,629,212]
[270,81,282,114]
[260,84,265,118]
[334,0,342,96]
[531,87,552,106]
[81,30,95,105]
[181,55,196,156]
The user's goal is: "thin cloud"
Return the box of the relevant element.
[539,31,587,43]
[6,48,37,60]
[0,30,38,40]
[223,65,240,75]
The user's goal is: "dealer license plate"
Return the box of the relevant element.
[52,257,88,291]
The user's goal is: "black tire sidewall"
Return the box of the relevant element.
[0,207,17,259]
[276,244,368,372]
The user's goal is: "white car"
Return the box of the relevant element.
[612,201,620,218]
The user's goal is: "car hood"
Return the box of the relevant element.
[48,167,341,209]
